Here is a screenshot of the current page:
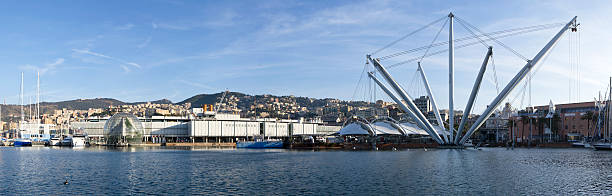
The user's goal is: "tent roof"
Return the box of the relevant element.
[371,121,403,135]
[399,122,429,135]
[337,123,370,135]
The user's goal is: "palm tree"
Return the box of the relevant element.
[537,117,546,143]
[521,115,529,145]
[581,111,593,131]
[507,119,514,143]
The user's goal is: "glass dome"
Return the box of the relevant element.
[103,113,144,145]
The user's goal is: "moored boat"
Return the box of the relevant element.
[572,141,586,147]
[237,138,283,148]
[49,137,61,146]
[60,136,73,146]
[14,139,32,147]
[71,134,89,147]
[593,141,612,150]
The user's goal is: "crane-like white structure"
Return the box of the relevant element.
[367,14,578,145]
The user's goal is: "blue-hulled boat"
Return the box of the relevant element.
[236,140,283,148]
[14,139,32,147]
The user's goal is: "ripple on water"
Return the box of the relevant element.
[0,147,611,195]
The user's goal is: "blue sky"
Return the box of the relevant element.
[0,0,610,112]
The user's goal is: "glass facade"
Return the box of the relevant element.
[103,113,144,145]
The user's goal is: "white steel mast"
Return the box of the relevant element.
[368,56,444,144]
[417,62,448,143]
[448,13,455,143]
[459,16,578,144]
[455,47,493,144]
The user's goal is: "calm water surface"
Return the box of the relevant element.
[1,147,611,195]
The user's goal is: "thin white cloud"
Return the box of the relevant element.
[137,36,152,48]
[120,65,130,73]
[176,79,215,90]
[72,49,142,71]
[154,10,238,31]
[20,58,65,75]
[116,23,134,30]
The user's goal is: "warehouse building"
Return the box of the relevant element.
[72,113,340,144]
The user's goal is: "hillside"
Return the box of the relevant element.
[178,92,246,108]
[0,91,367,121]
[0,98,174,121]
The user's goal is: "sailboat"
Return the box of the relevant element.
[593,77,612,150]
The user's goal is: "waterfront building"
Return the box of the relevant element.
[72,113,341,144]
[18,122,57,141]
[479,103,514,144]
[509,101,596,143]
[354,107,389,119]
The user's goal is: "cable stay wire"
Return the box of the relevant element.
[455,16,528,62]
[455,15,503,98]
[455,17,490,49]
[371,16,447,55]
[490,55,501,94]
[378,22,564,60]
[576,31,582,102]
[351,63,369,102]
[506,33,560,110]
[383,24,560,69]
[419,18,449,63]
[568,30,572,102]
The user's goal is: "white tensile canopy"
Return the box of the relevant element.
[399,122,429,135]
[338,121,447,137]
[371,121,403,135]
[337,123,370,135]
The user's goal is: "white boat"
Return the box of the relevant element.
[71,135,89,147]
[463,139,474,147]
[593,140,612,150]
[49,137,61,146]
[572,138,593,148]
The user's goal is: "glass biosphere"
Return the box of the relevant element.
[103,113,144,145]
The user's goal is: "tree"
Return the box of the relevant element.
[581,111,594,136]
[551,114,561,141]
[520,115,529,144]
[537,117,547,142]
[507,118,515,143]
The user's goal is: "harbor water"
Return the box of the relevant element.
[1,147,611,195]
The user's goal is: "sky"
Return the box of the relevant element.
[0,0,611,113]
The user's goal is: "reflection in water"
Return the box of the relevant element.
[0,147,611,195]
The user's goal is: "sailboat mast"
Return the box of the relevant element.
[29,96,32,122]
[606,77,612,140]
[0,98,2,131]
[20,72,24,123]
[37,71,40,124]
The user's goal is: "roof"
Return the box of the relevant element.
[371,121,403,135]
[399,122,429,135]
[337,123,370,135]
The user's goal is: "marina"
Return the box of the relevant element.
[1,1,612,195]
